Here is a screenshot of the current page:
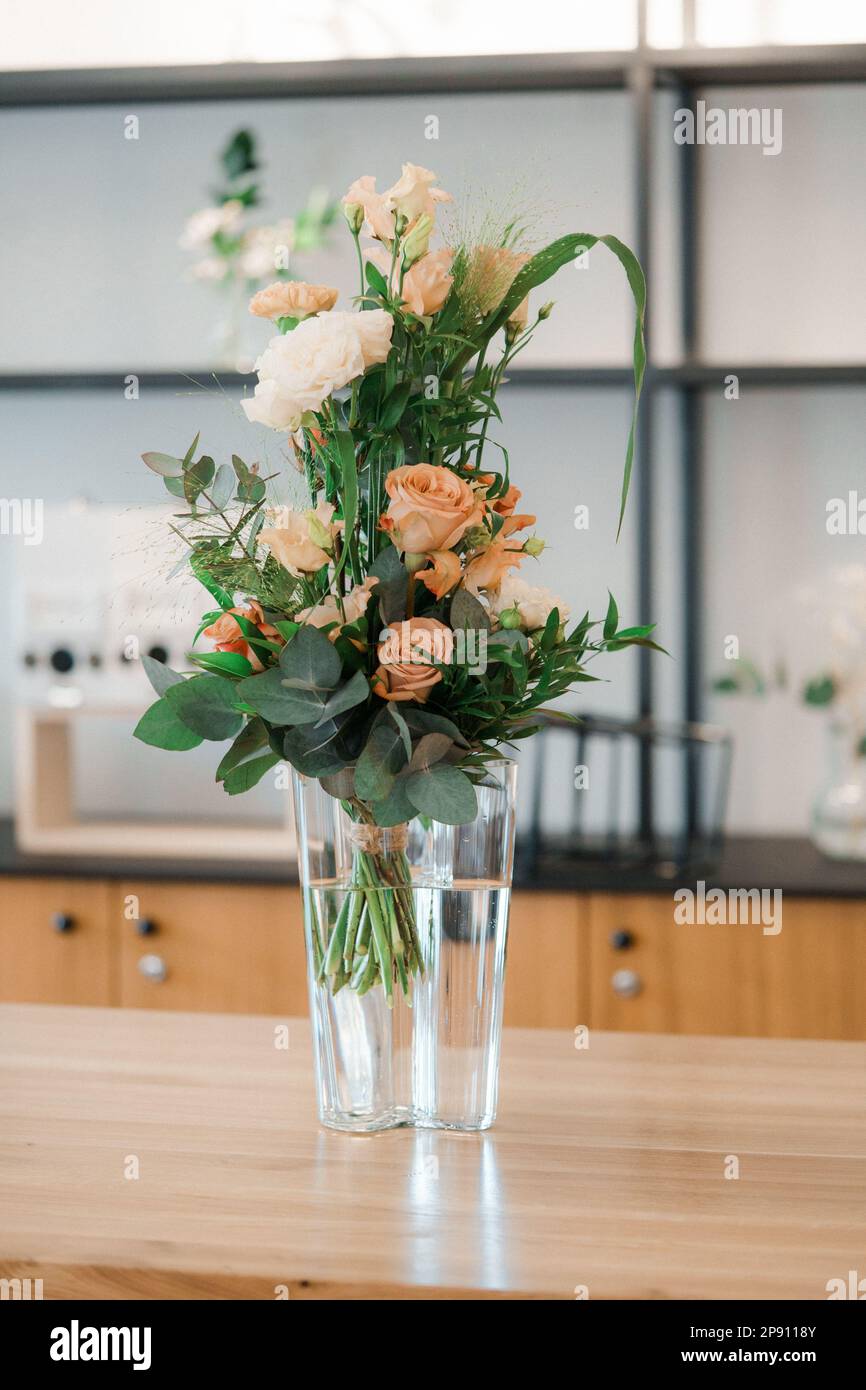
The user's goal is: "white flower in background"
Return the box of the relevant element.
[238,220,296,279]
[179,199,244,250]
[488,575,570,632]
[242,309,394,431]
[190,256,230,282]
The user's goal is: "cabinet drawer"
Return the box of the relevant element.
[0,875,113,1005]
[117,880,307,1016]
[504,891,584,1028]
[587,893,866,1040]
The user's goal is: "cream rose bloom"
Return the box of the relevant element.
[241,309,394,430]
[384,164,452,222]
[341,174,395,241]
[380,463,484,555]
[249,281,338,321]
[488,576,570,631]
[259,502,340,576]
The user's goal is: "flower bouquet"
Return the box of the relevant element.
[136,161,653,1127]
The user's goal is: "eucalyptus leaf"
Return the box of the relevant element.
[239,667,328,725]
[217,718,269,782]
[133,699,203,751]
[163,674,243,741]
[450,586,491,633]
[209,463,236,512]
[141,451,183,478]
[315,670,370,726]
[283,719,349,777]
[371,773,416,827]
[355,715,410,802]
[141,654,185,698]
[400,708,470,748]
[222,752,280,795]
[369,545,409,625]
[407,732,453,773]
[320,767,356,800]
[278,624,341,691]
[405,764,478,825]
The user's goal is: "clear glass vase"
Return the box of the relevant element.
[291,760,517,1132]
[811,719,866,860]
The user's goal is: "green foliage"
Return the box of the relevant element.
[133,700,203,752]
[163,675,243,741]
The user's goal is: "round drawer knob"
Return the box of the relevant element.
[52,913,75,933]
[611,968,642,999]
[610,928,634,951]
[138,953,167,982]
[136,919,158,936]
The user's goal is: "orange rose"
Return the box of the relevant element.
[373,617,454,703]
[418,550,462,599]
[464,536,525,592]
[203,601,281,673]
[380,464,484,555]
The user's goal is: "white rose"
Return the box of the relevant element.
[241,376,303,432]
[489,576,570,632]
[242,310,393,431]
[353,308,395,368]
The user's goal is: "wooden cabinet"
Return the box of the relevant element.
[0,876,114,1006]
[505,891,584,1028]
[117,880,308,1016]
[2,872,865,1039]
[586,893,866,1040]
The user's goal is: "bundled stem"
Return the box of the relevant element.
[318,841,424,1006]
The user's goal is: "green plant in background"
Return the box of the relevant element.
[139,160,656,1001]
[180,129,336,358]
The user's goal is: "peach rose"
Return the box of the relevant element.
[203,601,281,673]
[259,501,340,577]
[342,175,395,241]
[373,617,454,703]
[464,535,526,592]
[296,577,379,640]
[367,245,454,318]
[249,280,338,321]
[384,164,452,223]
[380,464,484,555]
[418,550,462,599]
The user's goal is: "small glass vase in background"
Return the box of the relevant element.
[811,719,866,860]
[291,761,517,1132]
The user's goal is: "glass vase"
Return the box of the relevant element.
[291,760,517,1132]
[811,719,866,860]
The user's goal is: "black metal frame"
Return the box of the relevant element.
[2,6,865,831]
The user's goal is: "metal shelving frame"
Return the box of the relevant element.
[2,3,865,836]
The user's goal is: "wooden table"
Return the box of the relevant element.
[1,1004,864,1300]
